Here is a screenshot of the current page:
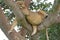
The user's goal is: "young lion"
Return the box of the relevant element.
[8,1,48,36]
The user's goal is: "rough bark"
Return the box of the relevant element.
[0,6,12,40]
[19,27,27,37]
[0,6,27,40]
[4,0,32,32]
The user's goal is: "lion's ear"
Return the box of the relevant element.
[38,10,48,17]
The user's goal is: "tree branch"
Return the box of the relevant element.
[0,6,27,40]
[4,0,32,32]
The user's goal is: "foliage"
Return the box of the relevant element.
[39,29,46,40]
[39,23,60,40]
[0,1,15,20]
[48,23,60,40]
[29,0,52,12]
[0,0,3,3]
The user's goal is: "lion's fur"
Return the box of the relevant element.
[8,1,48,36]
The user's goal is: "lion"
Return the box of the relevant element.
[8,1,48,36]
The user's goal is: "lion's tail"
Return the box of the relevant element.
[31,26,37,36]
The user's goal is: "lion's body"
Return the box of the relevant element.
[16,1,46,25]
[27,12,43,25]
[16,1,48,36]
[8,1,48,36]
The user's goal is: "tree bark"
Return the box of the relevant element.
[4,0,32,32]
[0,6,12,40]
[0,6,27,40]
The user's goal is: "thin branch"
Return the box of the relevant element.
[45,27,49,40]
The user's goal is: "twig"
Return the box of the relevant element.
[45,27,49,40]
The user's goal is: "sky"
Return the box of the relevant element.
[0,0,54,40]
[0,29,9,40]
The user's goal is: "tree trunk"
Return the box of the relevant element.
[0,6,27,40]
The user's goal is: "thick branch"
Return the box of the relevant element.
[0,6,26,40]
[0,6,12,40]
[4,0,32,32]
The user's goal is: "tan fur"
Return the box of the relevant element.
[16,1,48,36]
[8,1,48,36]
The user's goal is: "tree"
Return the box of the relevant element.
[0,0,60,40]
